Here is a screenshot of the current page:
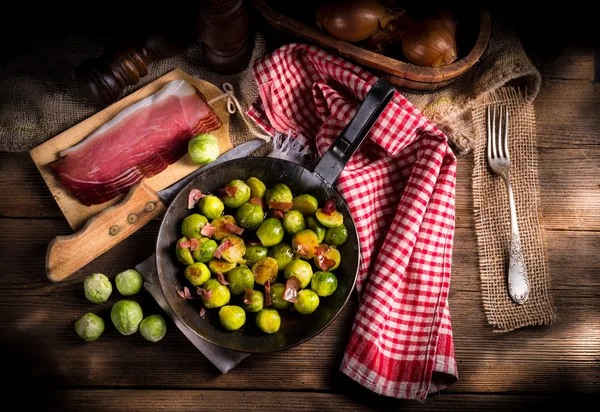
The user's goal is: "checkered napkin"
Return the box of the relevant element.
[247,43,458,400]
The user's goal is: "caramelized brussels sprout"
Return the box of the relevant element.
[256,218,284,247]
[294,290,320,315]
[284,259,313,288]
[192,238,218,263]
[306,216,326,243]
[268,243,294,271]
[235,202,264,230]
[211,215,237,241]
[269,282,291,310]
[226,266,254,295]
[242,290,264,313]
[176,237,195,265]
[251,256,279,285]
[198,195,225,220]
[266,183,293,204]
[310,271,338,297]
[283,209,305,236]
[245,177,267,199]
[220,235,246,264]
[244,244,269,266]
[314,246,341,271]
[292,194,318,216]
[324,224,348,246]
[315,208,344,228]
[255,308,281,334]
[208,258,237,275]
[201,279,231,308]
[291,229,319,259]
[181,214,208,240]
[219,305,246,331]
[223,180,251,209]
[184,262,211,287]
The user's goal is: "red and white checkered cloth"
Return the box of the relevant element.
[247,43,458,400]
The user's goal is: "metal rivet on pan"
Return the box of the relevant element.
[145,202,156,212]
[127,213,138,224]
[109,225,120,236]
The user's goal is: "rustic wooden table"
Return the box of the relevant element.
[0,13,598,411]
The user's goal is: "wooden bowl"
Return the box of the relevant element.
[251,1,491,91]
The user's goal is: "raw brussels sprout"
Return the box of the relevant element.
[84,273,112,303]
[176,237,195,265]
[198,195,225,220]
[256,218,284,247]
[255,308,281,334]
[220,235,246,264]
[314,246,341,271]
[242,290,264,313]
[282,209,306,236]
[235,202,264,230]
[268,243,294,271]
[269,282,291,310]
[181,214,208,240]
[246,177,266,199]
[222,180,251,208]
[201,279,231,308]
[188,133,220,165]
[310,271,338,297]
[315,208,344,228]
[291,229,319,259]
[115,269,143,296]
[219,305,246,331]
[251,257,279,285]
[211,215,238,241]
[266,183,293,204]
[284,259,314,289]
[306,216,326,243]
[294,290,320,315]
[111,300,143,335]
[139,314,167,342]
[192,238,218,263]
[184,262,211,287]
[226,266,254,295]
[325,224,348,246]
[75,313,105,342]
[244,244,269,266]
[292,194,319,216]
[208,259,237,275]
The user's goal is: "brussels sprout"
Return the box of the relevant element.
[84,273,112,303]
[266,183,293,204]
[284,259,313,289]
[255,308,281,334]
[314,246,341,271]
[176,237,195,265]
[208,259,237,275]
[226,266,254,295]
[283,209,306,236]
[220,235,246,264]
[188,133,220,165]
[235,202,264,230]
[268,243,294,271]
[75,313,105,342]
[325,224,348,246]
[269,282,291,310]
[219,305,246,331]
[246,177,266,199]
[198,195,225,220]
[201,279,231,308]
[244,245,269,266]
[315,208,344,228]
[115,269,143,296]
[242,290,264,313]
[192,238,218,263]
[211,215,237,241]
[222,180,251,209]
[181,214,208,240]
[139,314,167,342]
[310,271,338,297]
[294,290,320,315]
[251,257,279,285]
[184,262,211,287]
[291,229,319,259]
[306,216,326,243]
[256,218,284,247]
[111,300,143,335]
[292,194,319,216]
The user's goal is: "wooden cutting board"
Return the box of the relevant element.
[29,68,232,230]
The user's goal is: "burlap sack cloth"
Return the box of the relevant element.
[0,19,555,331]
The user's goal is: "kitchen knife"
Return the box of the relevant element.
[46,139,265,282]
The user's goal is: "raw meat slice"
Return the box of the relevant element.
[48,80,222,206]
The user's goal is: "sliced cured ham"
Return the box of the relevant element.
[48,80,222,206]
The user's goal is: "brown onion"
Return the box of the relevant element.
[316,0,396,43]
[401,18,458,67]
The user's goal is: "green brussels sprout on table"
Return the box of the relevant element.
[184,262,211,287]
[140,314,167,342]
[256,218,285,247]
[115,269,143,296]
[75,313,105,342]
[198,195,225,220]
[188,133,220,165]
[282,209,305,236]
[255,308,281,334]
[268,243,294,271]
[219,305,246,331]
[181,214,208,240]
[235,202,264,230]
[226,266,254,295]
[244,244,268,266]
[222,180,252,209]
[84,273,112,303]
[111,299,144,335]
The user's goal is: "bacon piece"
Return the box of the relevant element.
[188,189,205,209]
[177,289,186,299]
[189,237,200,251]
[217,272,229,285]
[48,80,222,206]
[223,222,244,235]
[268,209,284,220]
[264,280,272,306]
[178,239,191,249]
[295,243,310,258]
[269,201,293,211]
[198,288,212,301]
[201,222,216,237]
[199,307,206,317]
[248,240,262,246]
[219,186,238,198]
[243,288,254,305]
[322,199,336,215]
[249,198,264,209]
[213,239,233,259]
[315,244,336,271]
[283,277,302,303]
[183,286,196,300]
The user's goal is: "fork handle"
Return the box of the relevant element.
[504,175,530,304]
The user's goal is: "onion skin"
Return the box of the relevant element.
[401,18,458,67]
[316,0,396,43]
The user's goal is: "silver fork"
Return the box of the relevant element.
[487,105,530,304]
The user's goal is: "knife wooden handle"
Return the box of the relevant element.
[46,181,165,282]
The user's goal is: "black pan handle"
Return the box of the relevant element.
[312,78,396,187]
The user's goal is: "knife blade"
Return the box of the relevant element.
[46,140,266,282]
